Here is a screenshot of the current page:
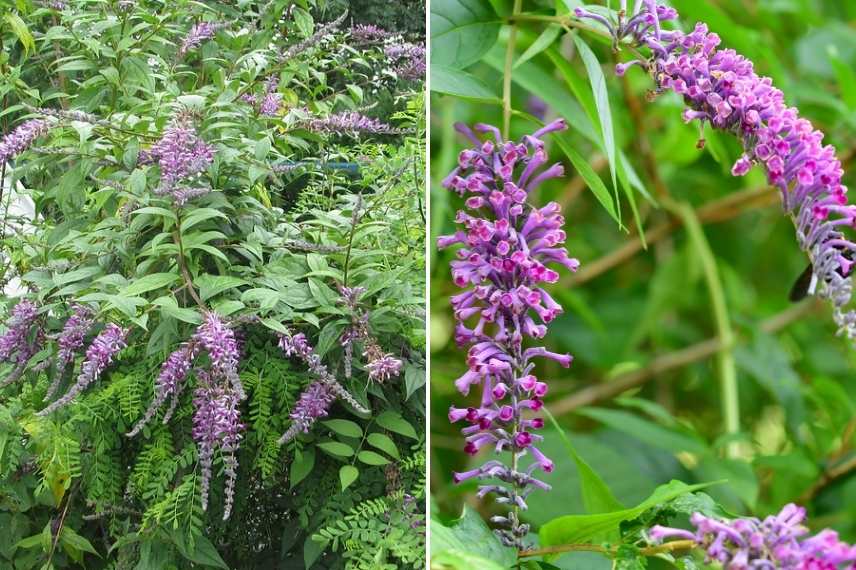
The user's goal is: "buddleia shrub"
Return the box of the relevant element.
[0,0,425,568]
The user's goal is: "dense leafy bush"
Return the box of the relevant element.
[430,0,855,568]
[0,1,425,568]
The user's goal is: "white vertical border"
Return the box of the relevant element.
[423,0,432,565]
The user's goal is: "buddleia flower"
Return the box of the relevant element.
[179,22,222,56]
[577,1,856,343]
[278,332,369,443]
[44,303,95,399]
[649,503,856,569]
[39,324,128,415]
[438,120,577,547]
[0,120,52,167]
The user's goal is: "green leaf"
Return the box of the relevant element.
[827,46,856,111]
[339,465,359,492]
[120,273,180,297]
[576,407,709,454]
[431,506,517,568]
[322,419,363,439]
[357,450,390,465]
[431,551,507,570]
[196,275,248,301]
[543,407,622,514]
[515,24,562,69]
[430,64,501,103]
[366,433,400,459]
[290,448,315,488]
[317,441,354,457]
[376,411,418,439]
[152,296,202,325]
[54,266,102,287]
[404,365,425,400]
[4,13,34,55]
[572,35,617,195]
[555,136,619,223]
[181,208,230,233]
[431,0,501,69]
[539,480,716,548]
[59,527,99,557]
[181,535,228,569]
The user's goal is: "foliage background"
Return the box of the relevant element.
[430,0,856,567]
[0,0,426,569]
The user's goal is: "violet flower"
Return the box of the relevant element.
[649,503,856,569]
[193,311,244,399]
[278,380,336,444]
[438,120,577,547]
[192,369,243,519]
[577,1,856,343]
[306,112,410,136]
[384,42,426,81]
[0,120,51,167]
[44,303,95,399]
[0,299,39,362]
[139,112,215,205]
[350,24,391,45]
[127,342,199,437]
[179,22,221,56]
[39,323,128,415]
[337,286,403,382]
[277,331,369,444]
[0,300,44,388]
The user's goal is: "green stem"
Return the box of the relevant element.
[518,538,696,558]
[665,199,739,457]
[502,0,524,138]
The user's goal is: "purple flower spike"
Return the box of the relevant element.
[179,22,221,56]
[140,112,215,205]
[306,112,410,136]
[43,304,95,399]
[192,370,243,519]
[193,312,244,399]
[278,380,335,444]
[127,342,199,437]
[278,331,369,443]
[649,503,856,569]
[39,324,128,415]
[438,120,577,547]
[577,1,856,343]
[0,300,44,388]
[0,120,51,167]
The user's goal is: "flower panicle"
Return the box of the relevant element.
[277,331,369,443]
[649,503,856,569]
[576,1,856,343]
[38,323,128,415]
[0,120,52,167]
[438,119,577,547]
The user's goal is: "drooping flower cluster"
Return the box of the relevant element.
[38,323,128,415]
[126,311,245,520]
[126,343,198,437]
[649,503,856,569]
[0,300,44,387]
[0,119,51,167]
[138,112,215,205]
[179,22,221,56]
[576,1,856,343]
[43,303,95,398]
[384,42,426,81]
[438,120,577,547]
[306,112,410,136]
[338,286,403,383]
[192,370,243,520]
[242,76,282,117]
[278,331,370,444]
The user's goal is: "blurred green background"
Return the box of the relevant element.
[429,0,856,562]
